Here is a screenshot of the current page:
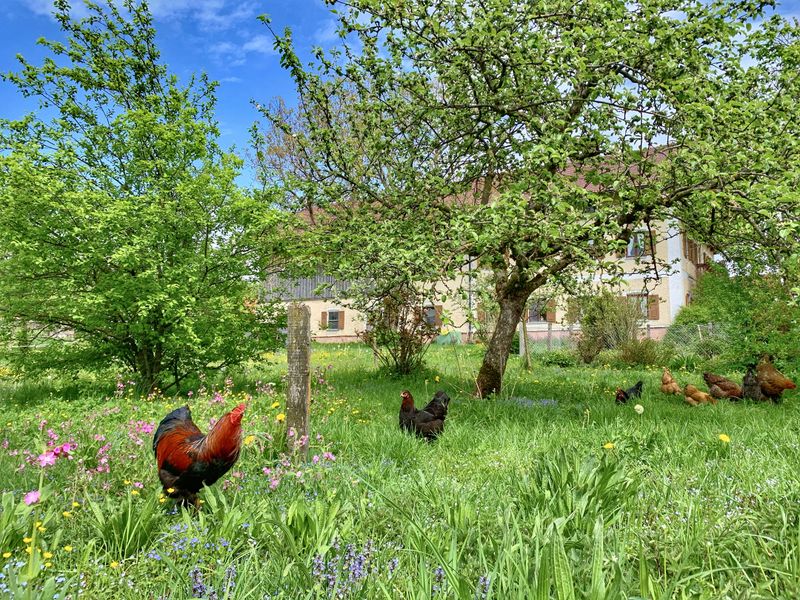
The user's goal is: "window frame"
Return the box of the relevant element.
[326,310,340,331]
[626,231,649,258]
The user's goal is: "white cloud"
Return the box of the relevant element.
[210,34,275,66]
[18,0,90,18]
[313,18,339,44]
[18,0,258,32]
[241,35,274,55]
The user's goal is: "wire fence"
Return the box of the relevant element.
[519,322,731,357]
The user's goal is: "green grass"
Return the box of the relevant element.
[1,343,800,598]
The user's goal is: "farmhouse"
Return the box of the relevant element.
[269,220,713,344]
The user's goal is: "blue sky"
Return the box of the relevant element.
[0,0,342,186]
[2,0,800,188]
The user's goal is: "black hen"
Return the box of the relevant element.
[615,380,643,404]
[399,390,450,441]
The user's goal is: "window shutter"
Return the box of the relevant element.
[647,295,660,320]
[339,310,345,330]
[320,311,328,328]
[434,305,443,328]
[545,300,557,323]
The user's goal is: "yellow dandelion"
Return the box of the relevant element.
[718,434,731,443]
[159,497,166,504]
[72,501,80,508]
[44,562,52,568]
[123,480,131,485]
[37,526,46,532]
[62,511,72,518]
[276,413,286,423]
[270,401,280,409]
[34,521,41,527]
[23,537,31,544]
[130,490,139,496]
[25,547,31,555]
[603,442,615,450]
[43,552,53,559]
[243,435,256,446]
[110,561,119,569]
[434,375,440,382]
[166,487,175,494]
[2,552,10,558]
[63,546,73,553]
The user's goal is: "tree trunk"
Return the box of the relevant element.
[475,285,532,397]
[134,345,164,394]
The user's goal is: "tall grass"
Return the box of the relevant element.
[0,343,799,597]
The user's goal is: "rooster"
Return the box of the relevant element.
[399,390,450,441]
[755,355,796,402]
[660,368,682,395]
[153,403,245,506]
[703,373,743,400]
[684,384,716,407]
[615,381,643,404]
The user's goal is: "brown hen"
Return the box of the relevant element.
[684,384,717,407]
[756,355,796,402]
[703,373,743,400]
[660,368,682,395]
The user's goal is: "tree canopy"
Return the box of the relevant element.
[261,0,800,395]
[0,0,289,391]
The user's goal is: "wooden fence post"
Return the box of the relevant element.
[520,318,531,369]
[286,303,311,458]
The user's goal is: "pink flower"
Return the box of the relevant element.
[133,481,143,489]
[322,452,336,462]
[38,452,57,467]
[269,478,280,490]
[312,455,320,464]
[23,490,40,505]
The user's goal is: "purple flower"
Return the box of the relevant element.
[189,567,206,597]
[388,557,399,575]
[23,490,40,505]
[38,451,57,467]
[476,575,490,599]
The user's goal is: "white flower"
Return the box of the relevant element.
[633,404,644,415]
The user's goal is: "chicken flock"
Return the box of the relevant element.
[151,355,793,505]
[659,355,795,407]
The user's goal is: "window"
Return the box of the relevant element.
[321,310,344,331]
[422,306,438,327]
[626,232,649,258]
[527,301,547,323]
[327,310,340,331]
[627,293,649,319]
[684,235,700,265]
[627,293,660,320]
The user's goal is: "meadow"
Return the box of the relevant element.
[1,343,800,599]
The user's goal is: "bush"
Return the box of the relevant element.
[573,291,644,363]
[618,338,672,366]
[667,265,800,370]
[536,349,579,367]
[358,284,438,375]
